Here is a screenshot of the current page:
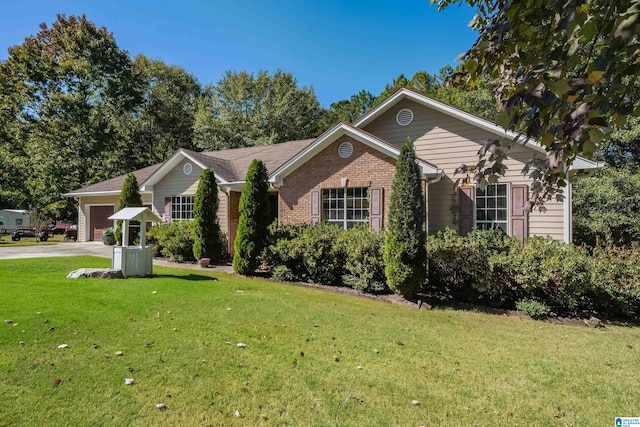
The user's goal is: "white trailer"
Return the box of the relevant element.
[0,209,30,233]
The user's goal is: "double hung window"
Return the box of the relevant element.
[322,188,369,229]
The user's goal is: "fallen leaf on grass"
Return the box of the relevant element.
[356,366,363,370]
[237,343,247,348]
[151,291,157,294]
[234,410,241,417]
[54,379,62,387]
[115,351,124,356]
[411,400,420,406]
[300,351,304,357]
[626,344,634,349]
[293,359,298,367]
[155,403,166,410]
[333,355,340,362]
[373,349,379,353]
[4,319,14,324]
[92,343,99,349]
[57,344,69,349]
[124,378,134,385]
[396,340,404,346]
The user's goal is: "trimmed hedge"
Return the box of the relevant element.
[263,223,388,293]
[427,228,640,319]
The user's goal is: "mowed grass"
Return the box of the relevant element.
[0,257,639,426]
[0,233,65,247]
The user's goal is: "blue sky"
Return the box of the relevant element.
[0,0,478,107]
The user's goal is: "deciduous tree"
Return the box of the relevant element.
[433,0,640,207]
[193,70,322,150]
[0,14,143,219]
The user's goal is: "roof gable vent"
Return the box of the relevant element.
[396,108,414,126]
[338,141,353,158]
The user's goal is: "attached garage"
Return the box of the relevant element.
[88,205,115,241]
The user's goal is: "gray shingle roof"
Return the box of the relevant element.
[67,138,316,195]
[66,163,163,195]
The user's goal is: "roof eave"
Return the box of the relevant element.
[139,149,228,191]
[269,123,441,185]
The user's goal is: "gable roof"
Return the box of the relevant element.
[269,122,442,187]
[65,163,162,196]
[353,88,599,171]
[139,138,317,191]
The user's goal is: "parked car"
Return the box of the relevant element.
[11,226,51,242]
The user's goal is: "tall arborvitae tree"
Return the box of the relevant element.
[193,169,222,264]
[233,159,270,275]
[383,140,427,299]
[115,173,143,245]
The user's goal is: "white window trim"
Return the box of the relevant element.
[171,195,195,221]
[322,187,369,229]
[474,183,510,235]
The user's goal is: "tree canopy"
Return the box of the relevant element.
[433,0,640,206]
[0,14,143,218]
[193,70,322,151]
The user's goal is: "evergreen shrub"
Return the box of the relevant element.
[233,160,270,275]
[147,221,195,263]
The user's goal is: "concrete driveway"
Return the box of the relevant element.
[0,241,112,260]
[0,241,235,273]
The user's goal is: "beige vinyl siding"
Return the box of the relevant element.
[151,159,232,249]
[365,99,565,240]
[153,159,203,219]
[218,189,229,237]
[78,194,152,242]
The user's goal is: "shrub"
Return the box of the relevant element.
[426,227,519,306]
[590,243,640,318]
[233,159,270,275]
[341,226,388,293]
[271,265,299,282]
[384,140,427,299]
[147,221,195,263]
[263,222,345,285]
[516,299,555,318]
[497,237,594,314]
[193,169,223,264]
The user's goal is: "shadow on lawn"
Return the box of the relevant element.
[151,273,218,282]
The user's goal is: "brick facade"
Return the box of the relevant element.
[278,137,397,227]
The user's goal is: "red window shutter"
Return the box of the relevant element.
[458,186,474,235]
[369,188,383,233]
[510,184,528,239]
[164,197,172,223]
[310,190,321,224]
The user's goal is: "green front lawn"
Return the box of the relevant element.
[1,257,638,426]
[0,233,65,247]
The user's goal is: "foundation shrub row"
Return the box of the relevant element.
[265,224,640,320]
